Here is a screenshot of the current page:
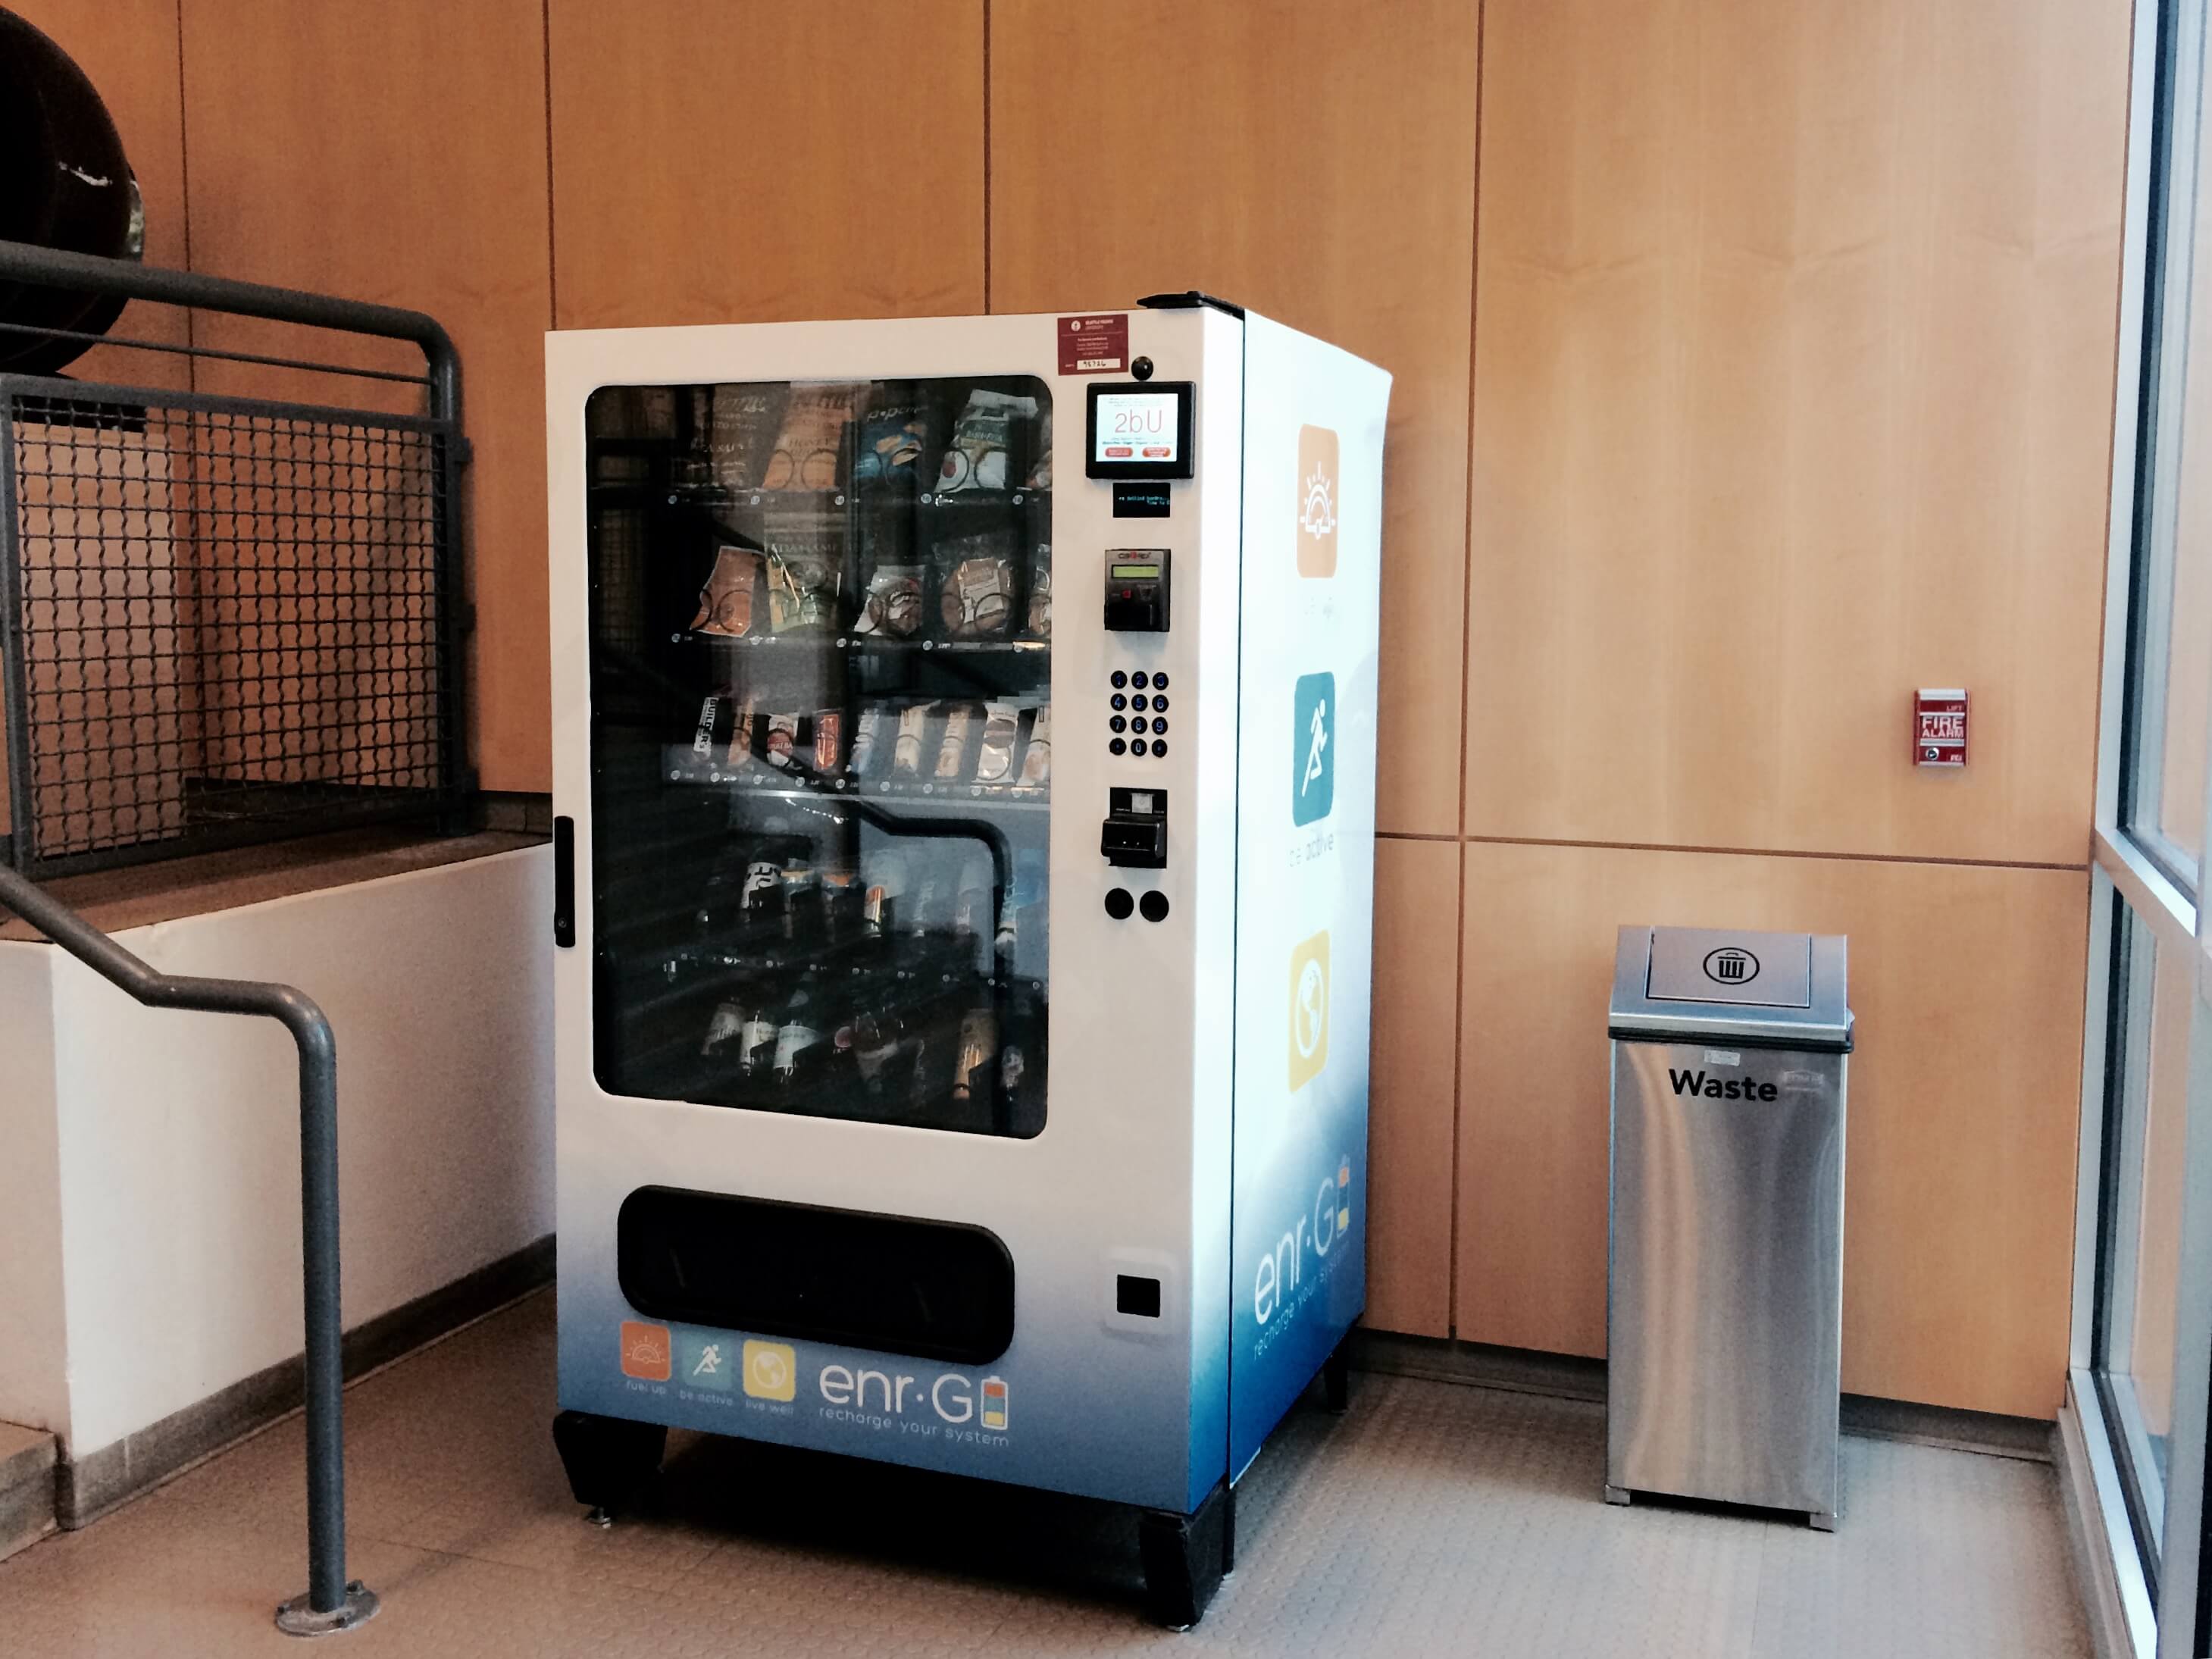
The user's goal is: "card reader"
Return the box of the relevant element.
[1105,551,1170,633]
[1102,787,1168,869]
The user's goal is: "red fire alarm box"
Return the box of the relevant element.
[1914,689,1968,768]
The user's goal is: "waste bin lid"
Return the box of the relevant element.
[1609,925,1852,1052]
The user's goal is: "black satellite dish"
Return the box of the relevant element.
[0,6,143,375]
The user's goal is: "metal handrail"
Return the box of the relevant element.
[0,865,376,1636]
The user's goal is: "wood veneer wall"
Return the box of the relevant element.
[10,0,2137,1416]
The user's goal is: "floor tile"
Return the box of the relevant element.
[0,1292,2094,1658]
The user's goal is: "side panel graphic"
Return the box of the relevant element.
[1228,316,1390,1479]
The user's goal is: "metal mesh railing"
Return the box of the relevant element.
[2,387,454,872]
[0,241,470,878]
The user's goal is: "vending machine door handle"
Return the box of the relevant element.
[553,816,575,948]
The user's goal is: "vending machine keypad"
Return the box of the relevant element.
[1103,668,1167,755]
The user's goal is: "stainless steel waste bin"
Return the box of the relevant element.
[1604,925,1852,1529]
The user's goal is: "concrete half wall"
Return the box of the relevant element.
[0,845,553,1458]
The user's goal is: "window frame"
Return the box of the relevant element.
[2078,0,2212,1653]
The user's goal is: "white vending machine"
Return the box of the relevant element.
[544,296,1388,1626]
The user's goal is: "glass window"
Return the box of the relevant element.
[2095,895,2196,1579]
[581,377,1053,1137]
[2128,0,2212,897]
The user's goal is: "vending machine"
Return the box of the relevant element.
[544,296,1388,1626]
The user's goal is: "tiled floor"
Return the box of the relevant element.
[0,1291,2092,1657]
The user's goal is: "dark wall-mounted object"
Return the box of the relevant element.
[0,8,144,374]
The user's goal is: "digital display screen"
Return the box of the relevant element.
[1110,562,1161,579]
[1093,391,1183,466]
[1086,381,1194,480]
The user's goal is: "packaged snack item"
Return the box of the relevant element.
[587,385,674,442]
[855,564,924,637]
[893,703,934,778]
[853,1008,908,1087]
[848,704,887,776]
[764,519,843,633]
[934,702,978,780]
[587,387,677,484]
[708,383,786,491]
[773,996,823,1081]
[739,1005,778,1074]
[689,545,762,637]
[852,383,934,487]
[1024,407,1053,490]
[937,531,1018,639]
[812,709,843,773]
[935,389,1038,493]
[953,853,993,941]
[975,700,1022,785]
[821,862,862,937]
[702,999,748,1056]
[862,849,906,936]
[762,383,865,490]
[692,691,727,758]
[764,711,801,769]
[1025,543,1051,640]
[908,860,945,935]
[725,696,759,768]
[996,850,1045,957]
[742,858,781,919]
[952,1006,999,1104]
[777,862,817,928]
[1017,702,1051,787]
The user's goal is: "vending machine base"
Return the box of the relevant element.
[549,1338,1353,1629]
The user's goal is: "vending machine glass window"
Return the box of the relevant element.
[582,376,1053,1138]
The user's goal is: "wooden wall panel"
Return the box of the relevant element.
[10,0,191,392]
[1456,840,2088,1419]
[989,2,1480,840]
[547,0,985,327]
[1467,0,2131,865]
[1366,837,1460,1337]
[177,0,552,793]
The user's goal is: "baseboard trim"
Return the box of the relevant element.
[1348,1328,2054,1462]
[57,1234,555,1529]
[0,1426,58,1564]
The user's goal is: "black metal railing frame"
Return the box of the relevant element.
[0,239,471,877]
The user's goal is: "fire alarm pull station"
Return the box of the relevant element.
[1914,689,1968,768]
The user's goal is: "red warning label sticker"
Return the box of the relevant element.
[1058,315,1129,376]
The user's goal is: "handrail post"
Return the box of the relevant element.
[280,996,362,1634]
[0,866,377,1636]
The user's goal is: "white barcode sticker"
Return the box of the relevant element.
[1704,1049,1741,1066]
